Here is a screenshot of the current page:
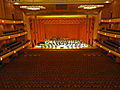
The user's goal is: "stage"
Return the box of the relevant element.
[30,16,94,49]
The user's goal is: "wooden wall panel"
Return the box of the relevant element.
[14,8,23,20]
[4,1,13,19]
[111,0,120,18]
[0,0,23,20]
[0,0,5,19]
[102,0,120,19]
[101,4,112,19]
[101,0,120,30]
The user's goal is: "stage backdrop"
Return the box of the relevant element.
[30,17,94,45]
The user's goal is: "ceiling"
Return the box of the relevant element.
[14,4,105,15]
[7,0,113,4]
[10,0,113,16]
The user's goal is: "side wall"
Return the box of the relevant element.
[102,0,120,19]
[0,0,23,20]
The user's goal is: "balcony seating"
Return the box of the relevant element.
[6,42,22,51]
[100,28,120,34]
[3,41,17,47]
[95,39,120,53]
[106,29,120,33]
[107,40,120,47]
[3,41,19,52]
[0,49,4,56]
[3,30,18,34]
[103,41,118,49]
[0,40,29,55]
[0,29,25,37]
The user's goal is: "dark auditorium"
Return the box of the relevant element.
[0,0,120,89]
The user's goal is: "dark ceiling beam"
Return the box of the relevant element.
[25,10,99,16]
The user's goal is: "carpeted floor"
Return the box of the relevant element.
[0,49,120,89]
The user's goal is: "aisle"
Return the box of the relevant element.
[0,49,120,89]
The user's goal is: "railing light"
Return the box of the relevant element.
[0,58,2,61]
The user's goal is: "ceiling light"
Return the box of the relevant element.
[78,5,104,10]
[20,6,46,10]
[27,8,40,10]
[20,6,27,8]
[105,1,110,3]
[84,6,96,9]
[14,2,19,5]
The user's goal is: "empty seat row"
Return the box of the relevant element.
[0,29,25,37]
[95,39,120,53]
[103,40,120,49]
[0,49,5,56]
[3,41,18,48]
[0,48,9,56]
[0,40,29,57]
[6,42,22,51]
[100,28,120,34]
[106,29,120,33]
[4,41,22,52]
[3,30,19,34]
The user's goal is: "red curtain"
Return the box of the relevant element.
[30,17,94,45]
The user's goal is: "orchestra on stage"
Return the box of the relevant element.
[35,38,88,49]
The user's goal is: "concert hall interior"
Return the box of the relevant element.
[0,0,120,89]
